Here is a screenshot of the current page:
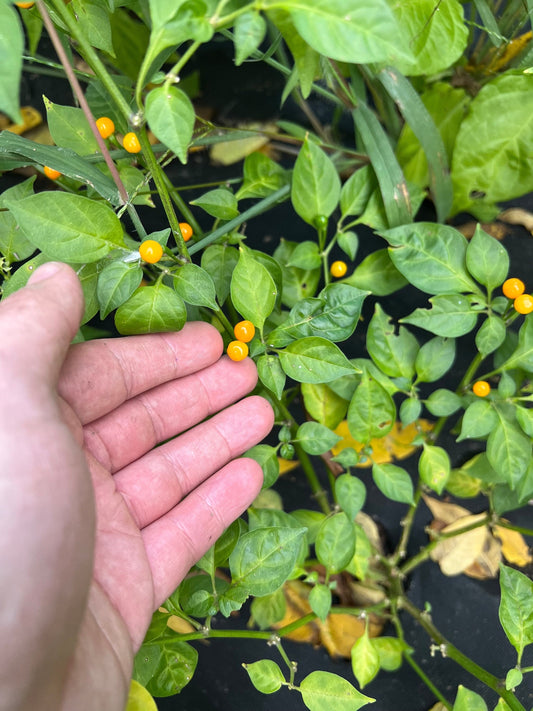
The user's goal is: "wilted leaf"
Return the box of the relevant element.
[166,616,196,635]
[493,525,533,567]
[332,419,433,467]
[210,123,275,165]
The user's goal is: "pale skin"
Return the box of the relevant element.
[0,262,274,711]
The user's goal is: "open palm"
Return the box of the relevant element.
[0,264,273,711]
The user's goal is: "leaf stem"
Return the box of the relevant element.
[390,483,423,566]
[160,171,205,238]
[138,129,191,260]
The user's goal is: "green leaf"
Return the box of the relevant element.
[309,584,332,622]
[245,444,279,490]
[145,86,195,164]
[382,222,476,294]
[230,246,277,330]
[499,315,533,373]
[250,588,286,629]
[516,405,533,437]
[287,241,321,270]
[268,283,368,346]
[233,11,266,66]
[348,371,396,444]
[498,371,516,399]
[351,627,380,688]
[344,249,408,296]
[425,389,462,417]
[340,166,376,218]
[0,177,36,263]
[466,224,509,291]
[452,72,533,216]
[229,526,306,596]
[77,263,100,325]
[372,463,414,505]
[115,284,187,335]
[279,337,356,384]
[399,397,422,425]
[373,637,408,672]
[291,137,340,224]
[499,564,533,662]
[97,260,143,319]
[389,0,468,76]
[401,294,478,337]
[268,9,319,99]
[0,4,23,122]
[136,640,198,697]
[273,239,321,308]
[415,336,455,383]
[335,474,366,521]
[196,519,244,575]
[297,421,342,455]
[487,413,532,489]
[476,315,506,357]
[352,102,412,228]
[236,152,289,200]
[397,83,469,190]
[505,667,523,691]
[267,0,409,64]
[201,243,238,305]
[71,0,114,53]
[452,686,488,711]
[378,66,452,222]
[367,304,419,380]
[173,263,218,309]
[0,133,121,205]
[337,231,359,261]
[419,445,450,495]
[6,193,125,263]
[243,659,285,694]
[300,670,375,711]
[257,355,286,400]
[301,382,348,430]
[457,400,497,441]
[44,97,100,155]
[315,513,355,574]
[191,188,239,220]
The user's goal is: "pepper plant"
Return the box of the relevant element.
[1,1,533,710]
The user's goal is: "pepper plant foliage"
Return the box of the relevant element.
[1,0,533,709]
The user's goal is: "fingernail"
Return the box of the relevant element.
[27,261,64,285]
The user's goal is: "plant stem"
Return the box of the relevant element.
[187,185,291,256]
[161,171,204,237]
[494,520,533,537]
[400,596,526,711]
[391,603,452,710]
[164,41,202,91]
[47,0,133,122]
[391,484,423,566]
[138,129,190,260]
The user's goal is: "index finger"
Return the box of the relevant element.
[58,322,224,424]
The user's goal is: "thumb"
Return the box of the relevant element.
[0,261,84,384]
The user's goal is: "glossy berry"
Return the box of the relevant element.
[179,222,193,242]
[43,166,61,180]
[139,240,163,264]
[514,293,533,315]
[227,340,248,361]
[502,278,525,299]
[16,2,35,7]
[96,116,115,139]
[234,320,255,343]
[123,132,141,154]
[473,381,491,397]
[330,261,347,278]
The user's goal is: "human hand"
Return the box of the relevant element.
[0,262,274,711]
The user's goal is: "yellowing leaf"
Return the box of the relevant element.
[210,123,276,165]
[167,615,196,634]
[463,530,501,580]
[493,525,533,567]
[485,31,532,73]
[332,419,433,467]
[278,456,300,475]
[125,680,158,711]
[422,495,471,526]
[4,106,42,135]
